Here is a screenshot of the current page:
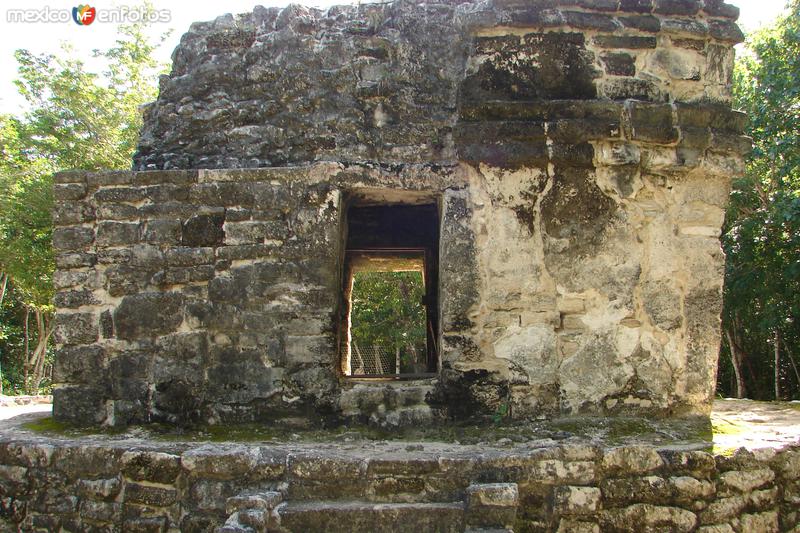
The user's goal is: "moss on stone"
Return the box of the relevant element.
[21,412,721,449]
[22,417,73,433]
[23,416,127,436]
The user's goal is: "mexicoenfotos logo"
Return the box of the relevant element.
[72,5,96,25]
[6,5,171,24]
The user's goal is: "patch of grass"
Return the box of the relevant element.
[549,418,593,435]
[711,419,744,435]
[164,423,398,443]
[708,417,745,457]
[549,416,714,446]
[23,417,129,437]
[21,414,720,448]
[120,420,556,445]
[683,422,714,443]
[605,418,659,442]
[22,417,72,433]
[711,444,739,456]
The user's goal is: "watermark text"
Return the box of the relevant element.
[6,5,171,24]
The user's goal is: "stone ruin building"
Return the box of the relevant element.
[8,2,800,533]
[51,0,751,429]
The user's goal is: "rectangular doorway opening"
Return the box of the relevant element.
[341,202,439,379]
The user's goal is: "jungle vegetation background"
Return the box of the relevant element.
[349,271,428,374]
[0,11,167,394]
[0,2,798,400]
[717,0,800,400]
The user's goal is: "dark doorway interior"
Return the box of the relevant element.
[341,203,440,378]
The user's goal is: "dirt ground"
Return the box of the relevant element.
[711,398,800,451]
[0,401,51,421]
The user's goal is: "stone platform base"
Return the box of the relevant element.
[0,415,799,532]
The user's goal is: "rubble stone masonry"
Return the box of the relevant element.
[0,436,798,532]
[51,0,750,427]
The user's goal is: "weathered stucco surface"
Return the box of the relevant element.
[52,0,749,427]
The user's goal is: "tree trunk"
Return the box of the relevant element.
[725,327,746,398]
[774,330,781,400]
[734,315,759,396]
[27,309,53,393]
[0,272,7,308]
[23,306,30,394]
[0,273,5,394]
[785,343,800,392]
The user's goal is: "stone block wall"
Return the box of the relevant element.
[52,164,464,426]
[1,437,799,532]
[134,0,744,171]
[52,0,751,426]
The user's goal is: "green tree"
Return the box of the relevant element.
[350,271,428,374]
[0,286,27,395]
[719,0,800,400]
[0,11,168,394]
[0,161,55,393]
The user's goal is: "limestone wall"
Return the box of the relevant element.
[449,100,746,417]
[134,0,745,172]
[52,0,750,426]
[1,436,799,532]
[52,165,465,426]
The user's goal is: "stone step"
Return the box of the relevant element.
[217,491,283,533]
[338,381,441,427]
[276,500,466,533]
